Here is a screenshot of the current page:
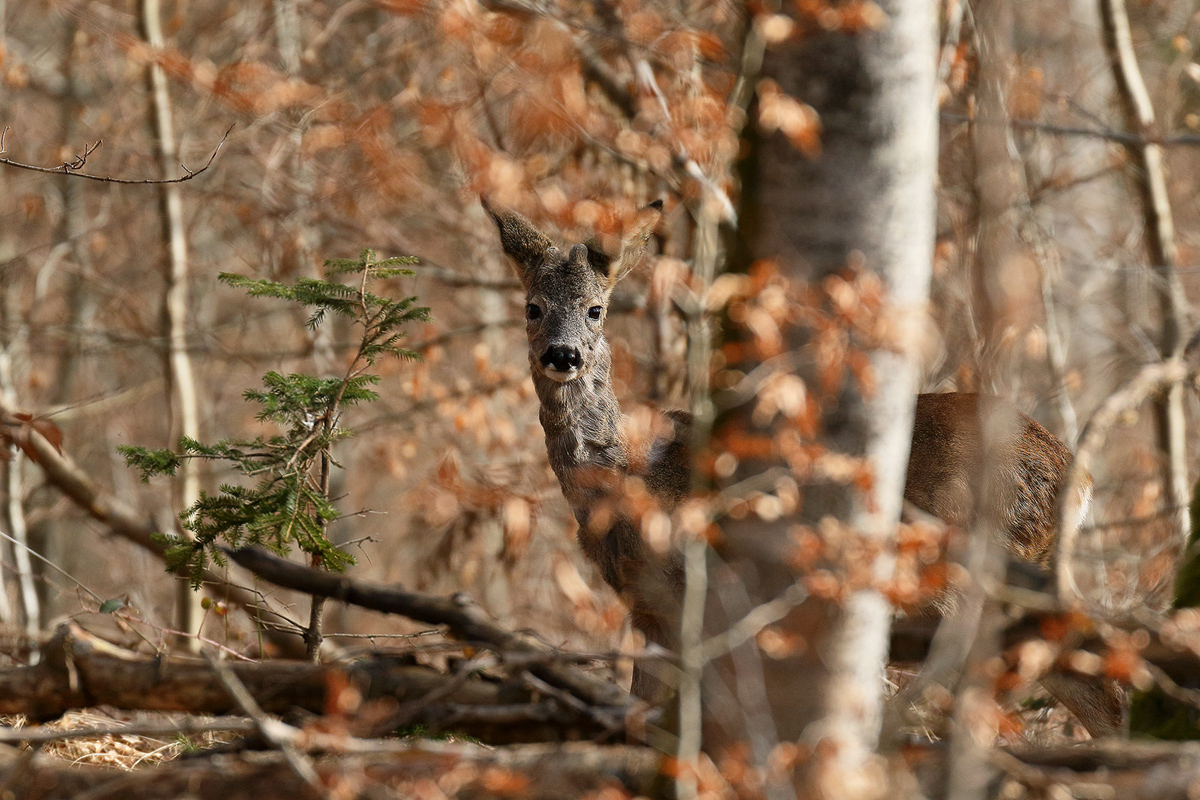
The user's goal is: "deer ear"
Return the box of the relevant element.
[482,196,553,288]
[592,200,663,288]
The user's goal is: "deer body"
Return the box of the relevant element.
[905,392,1092,566]
[484,199,687,656]
[485,199,1118,736]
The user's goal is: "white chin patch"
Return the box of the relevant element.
[541,367,580,383]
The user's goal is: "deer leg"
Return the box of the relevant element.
[1038,671,1125,738]
[629,607,676,702]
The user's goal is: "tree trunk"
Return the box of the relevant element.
[1098,0,1190,557]
[707,2,937,793]
[138,0,205,648]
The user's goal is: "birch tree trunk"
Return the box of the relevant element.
[705,2,938,794]
[138,0,204,647]
[0,0,16,629]
[1098,0,1190,553]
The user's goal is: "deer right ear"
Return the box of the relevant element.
[589,199,663,290]
[482,197,553,288]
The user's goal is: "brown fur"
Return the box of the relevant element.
[905,392,1092,565]
[484,199,688,683]
[905,392,1117,738]
[486,202,1118,734]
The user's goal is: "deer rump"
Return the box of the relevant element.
[905,392,1091,568]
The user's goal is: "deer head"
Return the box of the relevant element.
[483,198,662,383]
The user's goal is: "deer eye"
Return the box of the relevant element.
[587,306,603,320]
[526,303,542,321]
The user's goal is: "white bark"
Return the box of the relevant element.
[815,0,938,776]
[714,0,938,792]
[1099,0,1190,551]
[139,0,204,646]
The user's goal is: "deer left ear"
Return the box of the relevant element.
[590,200,663,288]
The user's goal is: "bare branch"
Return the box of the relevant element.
[226,546,633,710]
[0,716,257,745]
[1057,357,1193,605]
[1099,0,1191,556]
[942,112,1200,146]
[204,653,324,794]
[0,125,233,184]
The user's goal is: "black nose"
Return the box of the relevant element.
[541,346,582,372]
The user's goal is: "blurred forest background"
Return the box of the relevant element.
[2,0,1200,774]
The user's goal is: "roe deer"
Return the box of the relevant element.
[484,200,1121,735]
[905,392,1093,568]
[482,199,688,672]
[904,392,1121,738]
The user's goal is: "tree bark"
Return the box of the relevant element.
[0,741,665,800]
[138,0,205,647]
[3,623,627,744]
[1099,0,1190,553]
[709,1,937,793]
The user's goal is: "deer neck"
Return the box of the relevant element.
[532,340,626,503]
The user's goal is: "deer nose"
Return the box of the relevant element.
[541,346,582,372]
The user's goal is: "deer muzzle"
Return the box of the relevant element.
[540,345,583,380]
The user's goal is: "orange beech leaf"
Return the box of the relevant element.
[785,526,823,570]
[626,11,664,44]
[997,709,1025,738]
[12,412,64,461]
[1103,646,1151,688]
[917,561,949,595]
[803,570,840,599]
[994,670,1022,694]
[840,1,888,33]
[301,124,345,157]
[721,431,776,460]
[501,496,533,559]
[758,626,807,658]
[480,768,531,796]
[323,669,362,717]
[376,0,427,15]
[485,12,524,44]
[658,755,684,779]
[438,8,476,41]
[1037,615,1072,642]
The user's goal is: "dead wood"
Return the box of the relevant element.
[0,623,627,744]
[0,741,666,800]
[904,740,1200,799]
[227,546,633,711]
[993,740,1200,799]
[893,609,1200,671]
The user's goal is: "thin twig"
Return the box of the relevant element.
[204,653,324,795]
[0,125,233,184]
[367,653,495,735]
[0,717,257,745]
[1057,357,1192,605]
[942,112,1200,146]
[700,582,808,663]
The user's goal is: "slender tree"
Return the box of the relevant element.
[139,0,205,645]
[707,2,937,793]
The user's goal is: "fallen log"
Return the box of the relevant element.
[227,546,633,710]
[993,739,1200,800]
[0,741,668,800]
[891,607,1200,686]
[902,739,1200,799]
[0,624,627,744]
